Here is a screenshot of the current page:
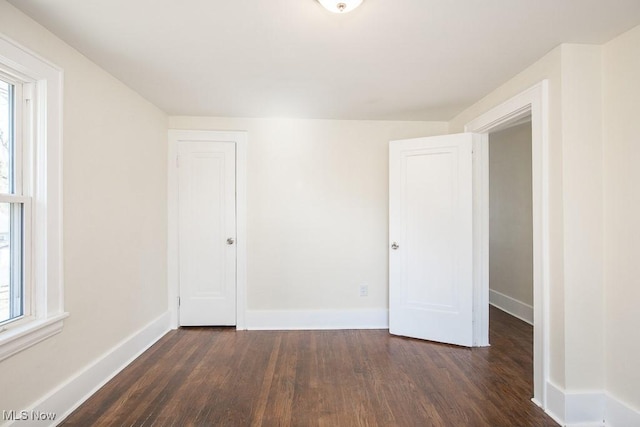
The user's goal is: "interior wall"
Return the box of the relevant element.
[169,116,448,312]
[603,24,640,410]
[559,43,605,393]
[0,0,168,413]
[488,122,533,307]
[451,41,610,403]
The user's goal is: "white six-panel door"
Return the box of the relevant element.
[389,133,477,347]
[178,141,236,326]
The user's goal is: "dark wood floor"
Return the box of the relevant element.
[62,307,558,426]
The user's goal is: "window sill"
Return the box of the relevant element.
[0,313,69,362]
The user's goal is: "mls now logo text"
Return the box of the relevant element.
[3,410,57,421]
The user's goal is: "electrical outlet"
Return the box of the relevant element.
[359,284,368,297]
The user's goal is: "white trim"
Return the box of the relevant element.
[0,33,65,359]
[167,130,247,330]
[5,312,170,427]
[0,34,63,79]
[0,313,68,362]
[0,195,31,203]
[246,309,389,330]
[605,394,640,427]
[235,132,248,330]
[465,80,550,408]
[489,289,534,325]
[544,384,640,427]
[472,133,490,346]
[167,131,179,329]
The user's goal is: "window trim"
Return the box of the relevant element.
[0,34,65,361]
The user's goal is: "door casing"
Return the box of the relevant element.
[168,130,248,330]
[465,81,550,409]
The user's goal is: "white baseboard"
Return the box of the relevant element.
[605,393,640,427]
[565,391,605,426]
[9,312,171,427]
[489,289,534,325]
[245,308,388,330]
[546,381,605,426]
[544,382,640,426]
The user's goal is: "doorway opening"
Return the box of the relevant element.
[488,118,534,325]
[465,80,549,409]
[488,118,535,395]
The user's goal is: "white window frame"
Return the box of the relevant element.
[0,34,65,361]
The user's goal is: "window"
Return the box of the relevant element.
[0,76,27,326]
[0,35,65,361]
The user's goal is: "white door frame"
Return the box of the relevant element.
[464,80,549,409]
[168,130,248,330]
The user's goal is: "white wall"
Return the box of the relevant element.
[603,24,640,411]
[489,123,533,308]
[559,43,605,394]
[0,0,168,415]
[169,117,447,317]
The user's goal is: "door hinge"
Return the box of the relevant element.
[176,155,180,168]
[178,296,181,306]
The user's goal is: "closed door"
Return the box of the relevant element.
[178,141,236,326]
[389,133,477,346]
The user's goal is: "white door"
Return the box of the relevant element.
[389,133,477,346]
[178,141,236,326]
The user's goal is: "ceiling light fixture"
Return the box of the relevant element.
[317,0,363,13]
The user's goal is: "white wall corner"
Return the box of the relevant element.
[489,289,534,325]
[605,394,640,427]
[245,309,389,330]
[10,312,171,427]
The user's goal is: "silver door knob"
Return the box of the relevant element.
[226,237,235,245]
[391,242,399,250]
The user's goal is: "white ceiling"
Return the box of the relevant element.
[8,0,640,120]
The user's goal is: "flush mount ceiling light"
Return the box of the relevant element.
[317,0,363,13]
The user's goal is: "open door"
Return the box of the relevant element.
[389,133,478,347]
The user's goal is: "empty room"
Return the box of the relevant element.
[0,1,639,426]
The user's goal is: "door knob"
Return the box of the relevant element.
[226,237,235,245]
[391,242,399,250]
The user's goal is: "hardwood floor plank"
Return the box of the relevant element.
[252,335,282,427]
[62,307,558,426]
